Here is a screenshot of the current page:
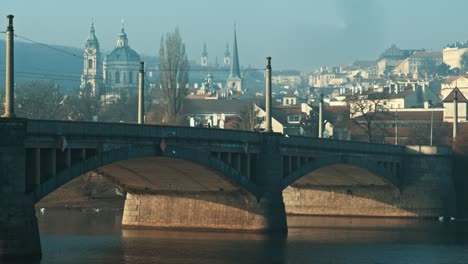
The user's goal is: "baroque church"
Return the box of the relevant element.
[80,21,141,99]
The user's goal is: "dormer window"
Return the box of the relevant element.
[88,59,93,69]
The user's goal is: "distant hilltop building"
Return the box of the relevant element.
[80,21,141,99]
[443,41,468,69]
[377,44,423,76]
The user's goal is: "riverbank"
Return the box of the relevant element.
[36,173,125,210]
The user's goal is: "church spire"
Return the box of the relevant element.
[230,24,241,78]
[224,43,230,57]
[116,19,129,47]
[202,43,208,57]
[86,20,99,49]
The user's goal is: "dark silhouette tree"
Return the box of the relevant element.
[158,28,190,125]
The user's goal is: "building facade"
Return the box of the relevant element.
[80,22,141,99]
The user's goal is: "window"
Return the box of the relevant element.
[88,59,93,69]
[288,115,301,123]
[115,71,120,83]
[129,72,133,84]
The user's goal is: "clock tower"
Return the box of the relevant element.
[80,21,103,96]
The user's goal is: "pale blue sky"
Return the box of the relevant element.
[2,0,468,70]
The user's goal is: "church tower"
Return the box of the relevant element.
[226,26,242,93]
[223,43,230,66]
[201,43,208,67]
[80,21,103,96]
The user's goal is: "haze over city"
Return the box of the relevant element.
[3,1,468,263]
[3,0,468,70]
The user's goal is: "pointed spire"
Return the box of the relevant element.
[230,24,241,78]
[116,19,128,47]
[224,42,230,57]
[202,42,208,57]
[86,20,99,49]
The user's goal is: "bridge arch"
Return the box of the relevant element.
[32,144,256,203]
[283,155,400,190]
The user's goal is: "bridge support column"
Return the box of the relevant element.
[0,119,41,261]
[256,133,287,233]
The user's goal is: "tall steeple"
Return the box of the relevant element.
[81,20,103,96]
[116,19,129,47]
[86,20,99,50]
[224,43,230,66]
[226,24,243,93]
[201,42,208,67]
[230,25,241,78]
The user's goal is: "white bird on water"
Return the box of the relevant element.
[93,208,100,213]
[438,216,444,222]
[40,208,46,214]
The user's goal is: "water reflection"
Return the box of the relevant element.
[10,209,468,263]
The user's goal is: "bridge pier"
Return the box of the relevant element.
[255,133,288,232]
[0,195,41,261]
[0,119,41,261]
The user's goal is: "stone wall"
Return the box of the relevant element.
[284,155,456,218]
[122,191,273,232]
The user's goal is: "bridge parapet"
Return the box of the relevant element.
[26,120,261,144]
[280,135,408,155]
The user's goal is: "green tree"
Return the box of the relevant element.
[158,28,190,124]
[300,107,319,137]
[436,62,450,76]
[461,52,468,74]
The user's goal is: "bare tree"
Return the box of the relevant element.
[350,93,388,143]
[16,80,66,120]
[64,87,102,121]
[234,102,260,131]
[158,28,190,124]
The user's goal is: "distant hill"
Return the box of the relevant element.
[0,40,83,94]
[0,40,159,95]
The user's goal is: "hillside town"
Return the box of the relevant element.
[76,21,468,146]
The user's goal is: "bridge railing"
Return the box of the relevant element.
[280,135,407,155]
[25,119,262,143]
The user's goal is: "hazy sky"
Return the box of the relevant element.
[2,0,468,70]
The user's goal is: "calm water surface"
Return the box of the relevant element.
[25,209,468,264]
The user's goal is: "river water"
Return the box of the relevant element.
[28,209,468,264]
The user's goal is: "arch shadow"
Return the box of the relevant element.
[32,144,256,203]
[283,155,400,190]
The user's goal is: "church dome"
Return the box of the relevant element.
[105,21,140,63]
[106,46,140,62]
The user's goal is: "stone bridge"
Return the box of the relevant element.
[0,118,455,260]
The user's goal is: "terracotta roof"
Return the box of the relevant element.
[385,88,415,99]
[353,110,444,122]
[442,87,468,103]
[272,106,302,124]
[183,99,249,114]
[410,51,442,59]
[441,76,464,85]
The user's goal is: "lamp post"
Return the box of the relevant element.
[2,15,15,118]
